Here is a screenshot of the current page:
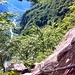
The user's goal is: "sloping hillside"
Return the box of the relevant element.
[1,0,75,75]
[31,26,75,75]
[20,0,73,30]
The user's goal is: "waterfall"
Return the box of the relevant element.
[10,18,17,39]
[12,19,17,27]
[10,27,14,39]
[3,59,8,72]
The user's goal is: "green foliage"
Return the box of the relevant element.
[0,11,14,50]
[18,0,39,3]
[1,0,75,71]
[3,71,19,75]
[0,12,14,30]
[57,0,75,32]
[6,24,53,67]
[0,11,16,69]
[7,20,71,68]
[20,0,73,30]
[2,0,75,69]
[21,24,41,36]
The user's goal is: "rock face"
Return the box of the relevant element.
[32,26,75,75]
[6,63,29,74]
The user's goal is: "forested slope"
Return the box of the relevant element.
[8,0,75,66]
[1,1,75,74]
[20,0,73,30]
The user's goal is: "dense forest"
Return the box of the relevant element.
[0,0,75,74]
[20,0,73,30]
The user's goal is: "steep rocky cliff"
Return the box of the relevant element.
[32,26,75,75]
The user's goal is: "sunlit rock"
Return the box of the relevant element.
[6,63,29,74]
[31,26,75,75]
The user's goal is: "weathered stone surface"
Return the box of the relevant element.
[6,63,29,73]
[22,73,32,75]
[32,27,75,75]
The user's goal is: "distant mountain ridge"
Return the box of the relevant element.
[0,4,8,12]
[0,0,30,16]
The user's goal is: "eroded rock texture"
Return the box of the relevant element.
[32,27,75,75]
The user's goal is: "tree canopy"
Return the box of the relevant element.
[18,0,39,3]
[0,0,75,75]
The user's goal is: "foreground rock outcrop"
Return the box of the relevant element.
[6,63,29,74]
[32,26,75,75]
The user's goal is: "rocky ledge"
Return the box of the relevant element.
[31,26,75,75]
